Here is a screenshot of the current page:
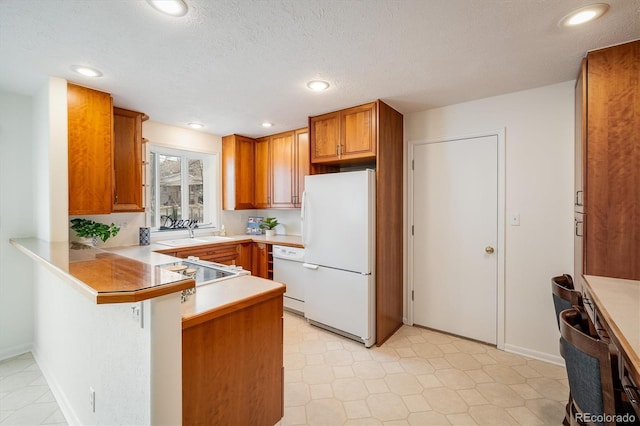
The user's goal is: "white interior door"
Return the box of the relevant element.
[412,135,498,344]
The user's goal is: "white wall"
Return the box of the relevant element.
[0,91,36,359]
[405,81,575,363]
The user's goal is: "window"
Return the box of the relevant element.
[148,146,218,230]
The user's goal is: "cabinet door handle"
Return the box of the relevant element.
[575,218,584,237]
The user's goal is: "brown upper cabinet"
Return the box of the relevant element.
[68,83,148,215]
[577,40,640,281]
[310,102,377,164]
[222,128,309,210]
[112,107,148,212]
[222,134,255,210]
[68,83,114,215]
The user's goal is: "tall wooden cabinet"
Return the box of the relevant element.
[68,83,113,215]
[309,100,404,346]
[222,134,255,210]
[254,136,270,209]
[576,40,640,281]
[112,107,147,212]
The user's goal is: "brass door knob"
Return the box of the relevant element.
[485,246,495,254]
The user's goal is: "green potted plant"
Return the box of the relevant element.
[70,218,120,246]
[260,217,279,238]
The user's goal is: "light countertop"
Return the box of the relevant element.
[582,275,640,385]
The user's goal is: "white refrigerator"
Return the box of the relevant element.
[301,169,376,347]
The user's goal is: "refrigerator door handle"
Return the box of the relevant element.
[302,263,319,270]
[301,191,309,247]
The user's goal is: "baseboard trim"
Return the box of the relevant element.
[32,349,80,426]
[0,344,32,362]
[503,343,564,366]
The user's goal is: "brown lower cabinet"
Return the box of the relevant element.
[182,290,284,425]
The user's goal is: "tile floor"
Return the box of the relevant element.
[0,353,65,425]
[0,312,568,425]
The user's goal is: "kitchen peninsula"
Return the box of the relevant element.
[10,237,286,425]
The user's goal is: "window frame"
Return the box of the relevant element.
[147,144,219,232]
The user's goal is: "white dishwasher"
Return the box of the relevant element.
[272,245,306,315]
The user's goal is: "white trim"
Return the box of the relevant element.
[407,129,506,350]
[0,344,33,362]
[504,343,565,366]
[32,350,78,425]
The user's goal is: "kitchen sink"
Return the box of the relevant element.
[156,236,233,247]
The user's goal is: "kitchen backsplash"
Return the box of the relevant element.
[221,209,301,236]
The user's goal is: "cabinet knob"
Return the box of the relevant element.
[485,246,495,254]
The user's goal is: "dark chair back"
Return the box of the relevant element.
[560,308,616,426]
[552,274,582,329]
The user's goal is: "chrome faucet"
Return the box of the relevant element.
[188,222,196,238]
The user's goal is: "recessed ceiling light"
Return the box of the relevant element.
[187,122,204,129]
[306,80,330,91]
[70,65,103,78]
[559,3,609,27]
[261,122,273,128]
[146,0,188,17]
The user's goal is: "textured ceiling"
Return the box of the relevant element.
[1,0,639,138]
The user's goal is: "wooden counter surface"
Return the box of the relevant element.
[11,238,194,304]
[180,274,285,329]
[582,275,640,386]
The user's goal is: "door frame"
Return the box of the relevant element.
[407,129,506,350]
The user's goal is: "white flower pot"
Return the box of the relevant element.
[264,229,276,238]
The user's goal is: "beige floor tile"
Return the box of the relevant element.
[370,347,401,363]
[41,409,67,426]
[285,369,303,383]
[446,413,479,425]
[422,387,469,414]
[365,378,390,394]
[434,369,476,390]
[332,378,369,401]
[402,394,432,412]
[444,352,483,371]
[411,343,445,359]
[281,405,307,425]
[302,364,335,384]
[309,383,333,400]
[505,406,545,425]
[353,351,373,361]
[353,361,386,379]
[471,353,498,366]
[406,335,426,344]
[475,382,525,408]
[0,402,60,426]
[416,374,443,389]
[285,352,307,370]
[344,418,383,425]
[395,347,418,358]
[305,398,347,425]
[508,383,543,400]
[438,343,460,354]
[465,369,494,384]
[452,340,490,354]
[468,405,519,425]
[524,399,568,425]
[482,364,526,384]
[284,382,311,407]
[408,411,452,425]
[382,362,405,374]
[324,349,355,366]
[526,359,567,380]
[333,365,356,379]
[486,349,528,366]
[344,400,372,419]
[366,393,409,422]
[525,377,569,402]
[326,341,344,351]
[399,358,435,375]
[457,388,490,406]
[384,373,424,396]
[511,364,543,379]
[428,357,453,370]
[305,354,324,366]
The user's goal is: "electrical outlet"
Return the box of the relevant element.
[89,387,95,412]
[131,302,143,328]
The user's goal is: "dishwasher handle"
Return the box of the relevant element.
[302,263,319,270]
